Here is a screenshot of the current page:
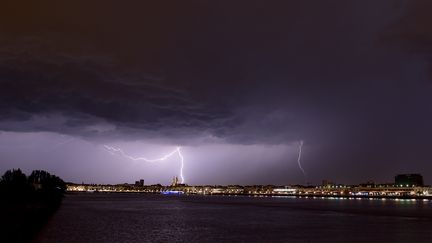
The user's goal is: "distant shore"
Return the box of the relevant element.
[67,191,432,200]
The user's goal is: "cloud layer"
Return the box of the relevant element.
[1,1,432,183]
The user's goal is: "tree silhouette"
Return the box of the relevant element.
[0,168,66,199]
[0,168,31,197]
[29,170,66,193]
[1,168,67,242]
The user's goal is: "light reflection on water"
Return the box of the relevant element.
[36,193,432,243]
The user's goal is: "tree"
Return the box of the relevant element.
[0,168,31,195]
[29,170,66,193]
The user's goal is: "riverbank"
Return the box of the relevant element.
[0,196,62,243]
[67,190,432,201]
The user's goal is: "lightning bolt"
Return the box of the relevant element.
[103,145,185,183]
[297,140,307,183]
[177,147,185,184]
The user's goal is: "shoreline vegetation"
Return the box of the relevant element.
[0,169,66,243]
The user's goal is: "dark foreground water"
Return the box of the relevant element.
[36,193,432,243]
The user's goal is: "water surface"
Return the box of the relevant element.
[36,193,432,242]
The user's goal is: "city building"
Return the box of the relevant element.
[66,173,430,199]
[135,179,144,187]
[322,180,335,188]
[395,174,424,187]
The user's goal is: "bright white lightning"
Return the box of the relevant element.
[297,140,307,182]
[177,147,185,184]
[103,145,185,184]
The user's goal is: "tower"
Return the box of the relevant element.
[171,176,179,186]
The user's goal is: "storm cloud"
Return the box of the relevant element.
[0,1,431,184]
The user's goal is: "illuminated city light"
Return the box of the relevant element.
[103,145,185,183]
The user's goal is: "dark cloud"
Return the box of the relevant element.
[0,1,432,183]
[0,38,234,141]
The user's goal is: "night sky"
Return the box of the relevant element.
[1,1,431,185]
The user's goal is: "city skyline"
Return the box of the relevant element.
[66,172,427,187]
